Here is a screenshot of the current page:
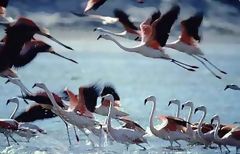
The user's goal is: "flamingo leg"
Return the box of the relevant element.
[9,134,19,145]
[197,55,227,74]
[170,59,196,72]
[218,144,222,153]
[174,140,181,147]
[63,121,71,145]
[171,59,199,69]
[136,143,146,150]
[73,126,79,142]
[191,55,221,79]
[4,134,10,146]
[224,145,230,153]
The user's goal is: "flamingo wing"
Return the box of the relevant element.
[149,5,180,47]
[84,0,107,13]
[150,10,161,25]
[181,12,203,42]
[14,104,57,122]
[101,84,121,107]
[66,89,78,110]
[119,117,146,132]
[114,9,138,31]
[231,129,240,140]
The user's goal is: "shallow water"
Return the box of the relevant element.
[0,39,240,153]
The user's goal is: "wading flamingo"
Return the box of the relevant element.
[211,115,240,153]
[103,94,147,150]
[144,96,190,148]
[166,12,226,79]
[97,5,199,72]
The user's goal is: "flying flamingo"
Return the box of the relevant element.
[0,17,74,78]
[168,99,181,118]
[97,5,199,72]
[211,115,240,153]
[5,77,81,145]
[84,0,144,13]
[165,12,226,79]
[6,97,47,135]
[71,11,118,25]
[144,96,191,148]
[224,84,240,91]
[94,9,144,41]
[32,82,101,146]
[102,94,147,150]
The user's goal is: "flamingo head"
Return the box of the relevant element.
[168,99,180,107]
[97,34,112,41]
[102,94,114,104]
[32,82,46,90]
[6,97,19,105]
[144,96,156,105]
[194,105,206,114]
[211,114,219,124]
[181,101,193,110]
[5,77,21,85]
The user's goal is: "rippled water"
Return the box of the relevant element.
[0,39,240,153]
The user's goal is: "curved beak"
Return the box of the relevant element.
[6,99,10,105]
[194,108,198,114]
[210,118,214,125]
[93,28,97,32]
[37,31,74,50]
[168,101,171,106]
[97,35,102,40]
[144,99,147,105]
[5,79,10,84]
[181,105,184,110]
[32,84,37,89]
[50,50,78,64]
[224,86,228,91]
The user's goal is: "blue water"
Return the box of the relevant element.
[0,39,240,153]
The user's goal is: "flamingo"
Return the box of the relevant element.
[211,115,240,153]
[165,12,227,79]
[168,99,181,118]
[97,5,199,72]
[96,85,129,118]
[0,17,74,78]
[84,0,144,13]
[102,94,147,150]
[32,82,101,146]
[224,84,240,91]
[71,11,118,25]
[94,9,144,41]
[6,97,47,135]
[0,119,19,146]
[144,96,190,148]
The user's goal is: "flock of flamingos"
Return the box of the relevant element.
[0,0,240,153]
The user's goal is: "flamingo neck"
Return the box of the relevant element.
[197,110,206,138]
[213,118,222,142]
[107,100,113,132]
[149,100,159,136]
[42,86,63,113]
[107,36,136,52]
[187,105,193,123]
[9,102,19,119]
[176,103,180,118]
[97,28,126,36]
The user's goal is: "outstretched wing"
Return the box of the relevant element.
[14,104,57,122]
[181,12,203,42]
[150,5,180,47]
[114,9,138,31]
[150,10,161,25]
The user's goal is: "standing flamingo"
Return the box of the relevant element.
[0,17,74,78]
[144,96,190,148]
[168,99,181,118]
[102,94,147,150]
[97,5,199,72]
[166,12,226,79]
[211,115,240,153]
[32,82,101,146]
[0,119,19,146]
